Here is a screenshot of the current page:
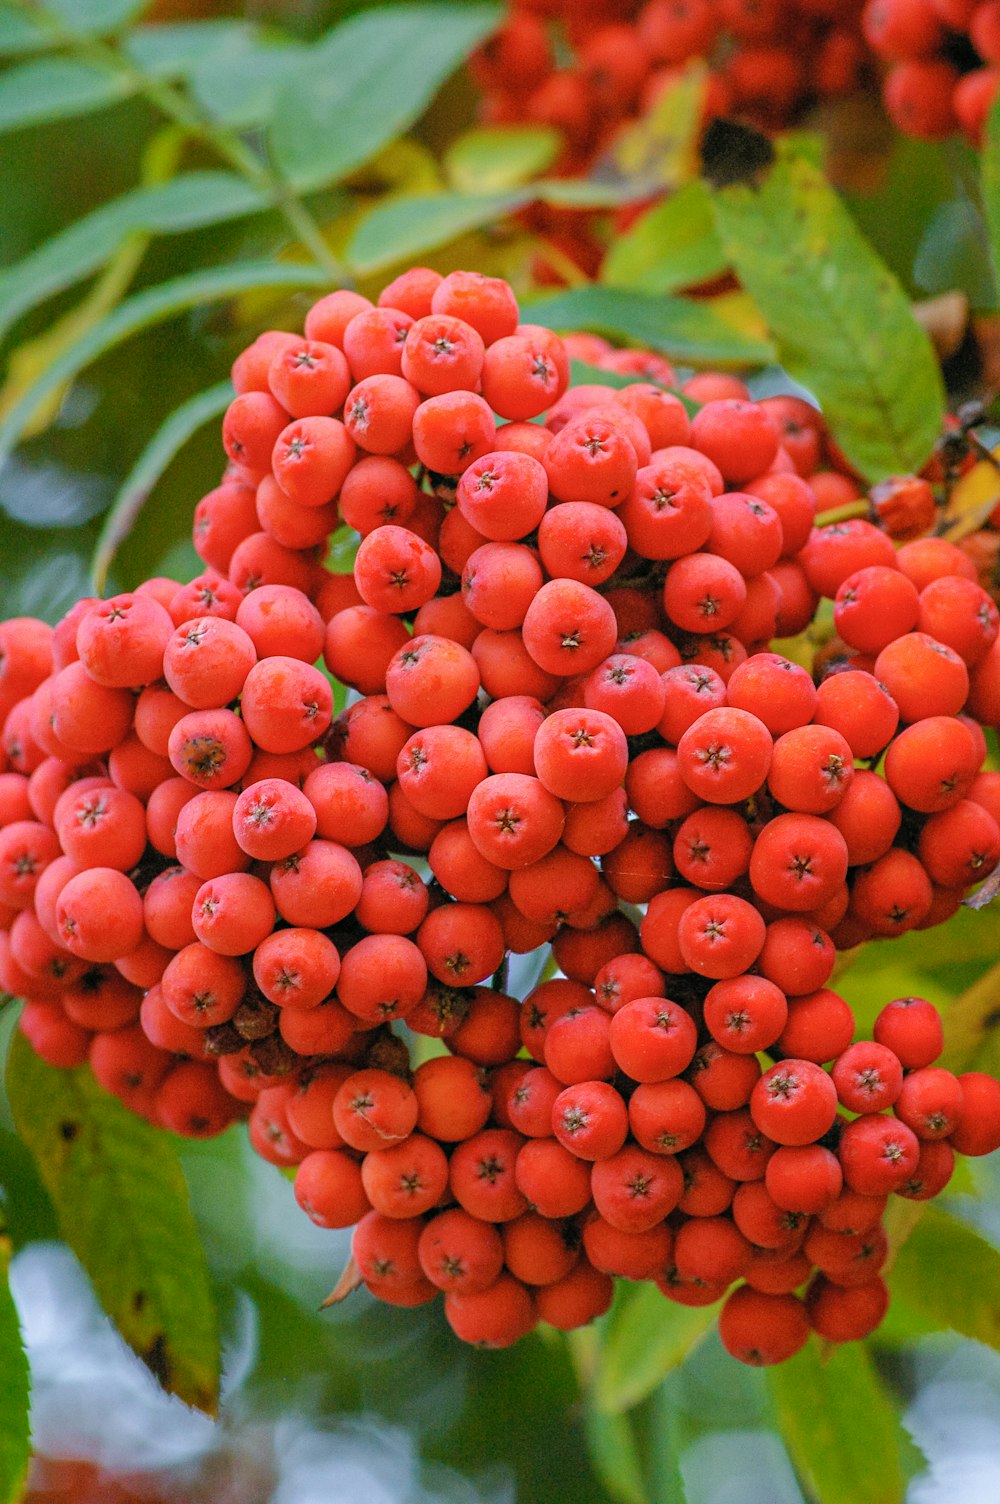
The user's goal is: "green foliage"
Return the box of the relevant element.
[42,0,147,32]
[0,261,329,473]
[0,1229,29,1504]
[347,188,532,275]
[584,1405,650,1504]
[6,1032,219,1414]
[891,1206,1000,1351]
[983,94,1000,297]
[0,173,268,342]
[594,1284,720,1413]
[269,5,501,192]
[526,285,774,367]
[444,125,561,192]
[601,181,727,295]
[0,55,135,131]
[767,1342,906,1504]
[91,378,232,592]
[711,148,946,481]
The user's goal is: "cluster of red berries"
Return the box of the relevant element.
[863,0,1000,145]
[474,0,867,164]
[2,264,1000,1364]
[476,0,1000,151]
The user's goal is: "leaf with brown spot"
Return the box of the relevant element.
[6,1032,219,1414]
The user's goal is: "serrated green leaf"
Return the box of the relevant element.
[0,259,330,471]
[445,125,560,193]
[270,4,501,193]
[984,94,1000,294]
[6,1031,219,1413]
[123,20,258,79]
[0,173,268,343]
[0,56,135,133]
[595,1284,719,1413]
[891,1204,1000,1351]
[92,380,232,593]
[0,1237,30,1504]
[43,0,147,31]
[347,189,531,276]
[711,150,945,482]
[602,181,727,295]
[524,285,774,369]
[767,1342,904,1504]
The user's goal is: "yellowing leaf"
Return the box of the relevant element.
[940,442,1000,540]
[603,62,706,192]
[445,125,561,193]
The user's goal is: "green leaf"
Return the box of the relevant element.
[0,56,135,133]
[767,1341,904,1504]
[188,39,310,130]
[711,149,946,482]
[346,189,532,275]
[270,4,502,193]
[0,1234,30,1504]
[983,93,1000,296]
[0,6,50,54]
[445,125,561,193]
[891,1204,1000,1350]
[6,1032,219,1413]
[0,259,331,471]
[524,285,775,369]
[0,173,269,342]
[43,0,147,31]
[124,20,258,79]
[584,1404,650,1504]
[92,380,233,594]
[602,181,727,295]
[940,959,1000,1073]
[913,198,996,310]
[595,1283,719,1413]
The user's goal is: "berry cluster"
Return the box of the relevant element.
[471,0,999,283]
[864,0,1000,145]
[2,265,1000,1364]
[472,0,869,274]
[474,0,867,158]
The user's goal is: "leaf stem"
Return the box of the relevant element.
[11,0,346,284]
[813,499,871,528]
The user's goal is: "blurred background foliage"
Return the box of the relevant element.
[2,1,1000,1500]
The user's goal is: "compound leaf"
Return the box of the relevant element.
[6,1032,219,1413]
